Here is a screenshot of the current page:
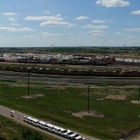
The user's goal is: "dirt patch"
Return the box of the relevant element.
[72,110,104,118]
[131,100,140,104]
[105,94,126,100]
[21,94,44,99]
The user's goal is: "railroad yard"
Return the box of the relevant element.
[0,47,140,140]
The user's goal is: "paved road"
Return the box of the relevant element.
[0,105,65,140]
[0,105,100,140]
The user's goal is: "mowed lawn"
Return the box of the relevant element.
[0,79,140,140]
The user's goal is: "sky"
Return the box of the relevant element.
[0,0,140,47]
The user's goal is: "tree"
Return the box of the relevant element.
[21,128,44,140]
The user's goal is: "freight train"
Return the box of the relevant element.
[0,66,140,77]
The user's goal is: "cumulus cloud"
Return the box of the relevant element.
[2,12,18,16]
[40,21,74,28]
[8,17,17,22]
[96,0,130,7]
[125,28,140,32]
[21,35,38,39]
[89,30,104,33]
[131,10,140,15]
[82,24,108,29]
[0,27,33,32]
[41,32,61,37]
[24,15,74,28]
[24,15,63,21]
[89,30,104,36]
[93,19,113,23]
[92,20,106,23]
[76,16,89,20]
[43,10,50,14]
[114,32,121,34]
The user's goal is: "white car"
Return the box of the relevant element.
[59,128,68,136]
[70,133,80,139]
[10,110,14,117]
[63,130,72,137]
[52,126,60,134]
[67,131,75,139]
[75,136,86,140]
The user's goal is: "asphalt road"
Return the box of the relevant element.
[0,105,100,140]
[0,105,66,140]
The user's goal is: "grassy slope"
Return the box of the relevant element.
[0,115,60,140]
[0,80,140,140]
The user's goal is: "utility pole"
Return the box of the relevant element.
[27,67,30,97]
[138,85,140,102]
[27,72,29,96]
[87,84,90,113]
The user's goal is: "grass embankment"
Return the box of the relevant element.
[0,79,140,140]
[0,115,60,140]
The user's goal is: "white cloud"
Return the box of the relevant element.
[8,17,17,22]
[125,28,140,32]
[41,32,61,37]
[89,30,104,33]
[89,30,104,36]
[40,21,74,28]
[76,16,89,20]
[21,35,38,39]
[82,24,108,29]
[11,23,20,26]
[24,15,74,28]
[96,0,130,7]
[93,19,113,23]
[2,12,17,16]
[114,32,121,34]
[92,20,106,23]
[131,10,140,15]
[0,27,33,32]
[43,10,50,14]
[24,15,63,21]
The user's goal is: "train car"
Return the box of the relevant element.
[119,70,140,77]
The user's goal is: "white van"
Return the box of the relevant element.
[38,121,46,129]
[31,118,39,127]
[26,116,32,124]
[46,123,54,132]
[23,116,27,122]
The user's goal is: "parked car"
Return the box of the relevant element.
[75,136,86,140]
[10,110,14,117]
[67,131,75,139]
[70,133,80,140]
[63,130,73,138]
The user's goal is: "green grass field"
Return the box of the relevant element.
[0,79,140,140]
[0,115,60,140]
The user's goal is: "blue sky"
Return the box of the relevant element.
[0,0,140,47]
